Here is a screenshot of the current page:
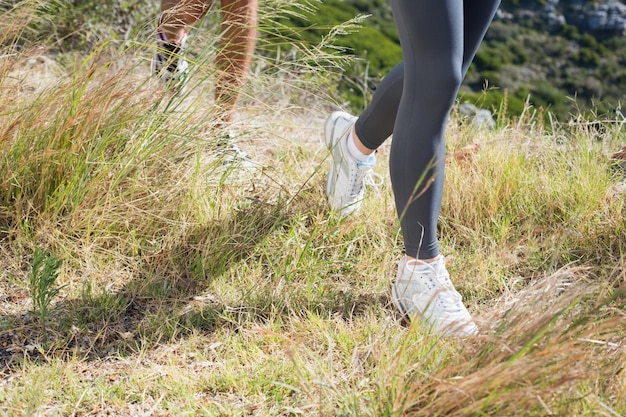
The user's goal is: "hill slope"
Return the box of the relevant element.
[279,0,626,120]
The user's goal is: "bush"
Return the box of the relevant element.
[9,0,156,51]
[474,49,503,72]
[576,48,600,68]
[458,89,526,120]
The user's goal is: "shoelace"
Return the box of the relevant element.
[433,277,464,314]
[437,271,463,301]
[435,270,462,300]
[351,164,383,197]
[413,262,463,310]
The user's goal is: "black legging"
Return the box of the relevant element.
[355,0,501,259]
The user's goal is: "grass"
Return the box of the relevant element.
[1,1,625,416]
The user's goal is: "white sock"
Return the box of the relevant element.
[345,129,371,162]
[406,257,440,273]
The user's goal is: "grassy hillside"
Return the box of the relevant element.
[1,1,626,415]
[277,0,626,121]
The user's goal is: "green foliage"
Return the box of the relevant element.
[272,0,401,110]
[458,89,527,120]
[4,0,156,51]
[475,50,504,72]
[334,26,401,74]
[530,80,571,116]
[28,248,65,325]
[272,1,626,120]
[558,23,580,39]
[576,48,601,67]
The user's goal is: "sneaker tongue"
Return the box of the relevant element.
[356,154,376,168]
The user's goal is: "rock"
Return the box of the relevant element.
[586,0,626,33]
[458,103,496,130]
[501,0,626,36]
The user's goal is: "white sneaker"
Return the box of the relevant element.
[325,111,381,217]
[152,30,189,92]
[391,256,478,337]
[210,130,258,170]
[217,142,256,168]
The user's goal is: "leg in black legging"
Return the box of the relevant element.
[356,0,501,150]
[355,0,500,259]
[391,0,464,259]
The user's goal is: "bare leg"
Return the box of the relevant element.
[160,0,211,44]
[158,0,257,126]
[215,0,258,125]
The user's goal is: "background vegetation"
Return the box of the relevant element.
[276,0,626,121]
[9,0,626,119]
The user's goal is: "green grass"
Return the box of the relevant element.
[0,1,625,416]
